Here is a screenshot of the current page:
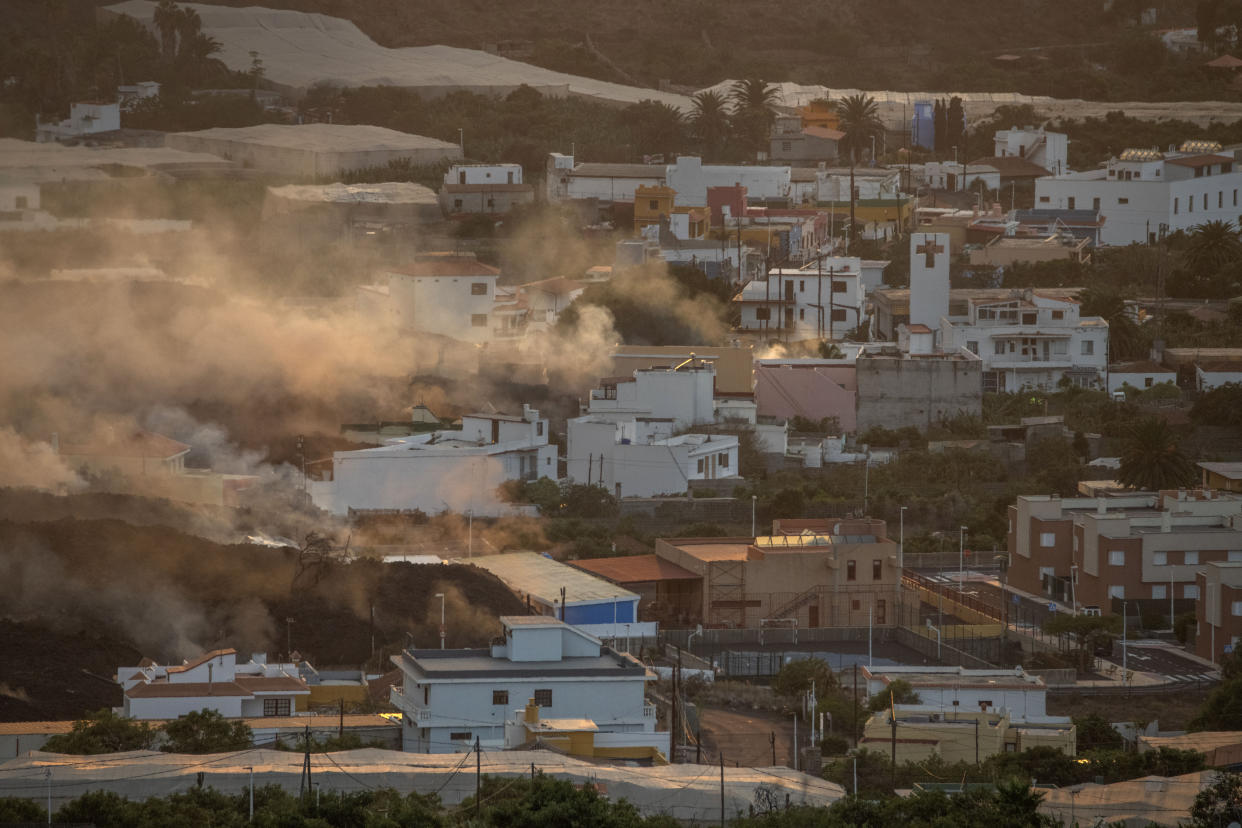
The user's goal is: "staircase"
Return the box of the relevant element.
[769,585,822,620]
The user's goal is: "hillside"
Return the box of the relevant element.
[0,516,527,721]
[151,0,1202,99]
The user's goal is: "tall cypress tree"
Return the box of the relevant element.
[933,98,948,155]
[947,96,966,155]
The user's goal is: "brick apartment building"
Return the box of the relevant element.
[1196,561,1242,664]
[1008,490,1242,614]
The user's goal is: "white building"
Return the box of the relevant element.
[1197,360,1242,391]
[939,290,1109,393]
[581,363,717,429]
[921,161,999,193]
[665,156,791,206]
[366,254,500,344]
[567,416,739,498]
[815,166,902,202]
[734,259,865,341]
[118,649,309,720]
[994,126,1069,175]
[545,154,666,203]
[1034,142,1242,245]
[909,232,950,332]
[117,81,161,111]
[861,665,1065,723]
[443,163,522,186]
[310,406,557,517]
[0,179,39,214]
[389,615,658,753]
[36,102,121,143]
[1108,360,1178,395]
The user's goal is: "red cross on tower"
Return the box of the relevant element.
[916,236,944,268]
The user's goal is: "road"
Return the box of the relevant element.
[697,707,796,769]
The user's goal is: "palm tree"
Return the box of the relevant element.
[1183,219,1242,274]
[729,78,778,157]
[175,6,203,59]
[1118,416,1195,491]
[689,90,730,160]
[1079,286,1146,360]
[832,94,884,250]
[153,0,179,61]
[626,100,685,160]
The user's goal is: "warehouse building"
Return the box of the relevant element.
[166,124,462,179]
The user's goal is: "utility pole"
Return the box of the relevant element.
[719,753,725,827]
[45,768,51,826]
[852,664,858,747]
[436,592,446,649]
[245,766,253,822]
[889,692,897,790]
[475,736,481,817]
[299,724,311,798]
[975,718,980,765]
[670,654,679,764]
[339,698,344,738]
[769,731,776,766]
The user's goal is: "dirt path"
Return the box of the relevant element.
[697,707,796,769]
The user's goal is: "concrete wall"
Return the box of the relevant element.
[855,352,982,432]
[386,273,496,343]
[167,132,462,178]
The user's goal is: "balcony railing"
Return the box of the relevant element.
[389,687,431,721]
[643,703,656,719]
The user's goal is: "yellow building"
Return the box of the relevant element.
[861,707,1075,765]
[796,100,841,132]
[505,699,668,764]
[818,197,913,239]
[633,185,707,239]
[1199,461,1242,493]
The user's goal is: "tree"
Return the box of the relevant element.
[161,709,253,754]
[1026,437,1082,497]
[1079,286,1146,360]
[729,78,778,156]
[689,90,731,160]
[933,98,947,155]
[1072,714,1123,751]
[771,657,835,697]
[832,94,884,250]
[42,709,157,755]
[1189,677,1242,731]
[174,5,202,59]
[626,100,685,160]
[946,96,966,156]
[1042,613,1120,672]
[1197,0,1222,51]
[1183,219,1242,274]
[1117,416,1195,491]
[1190,770,1242,827]
[867,678,921,711]
[153,0,180,61]
[1191,382,1242,428]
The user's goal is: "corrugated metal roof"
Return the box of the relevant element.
[460,552,639,605]
[571,554,701,584]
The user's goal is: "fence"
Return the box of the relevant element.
[903,570,1068,654]
[893,626,997,669]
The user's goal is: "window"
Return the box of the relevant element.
[1022,312,1037,325]
[1233,601,1242,616]
[648,200,659,210]
[1184,584,1200,599]
[1108,585,1125,599]
[492,690,509,706]
[696,458,705,473]
[799,280,805,292]
[1153,552,1167,566]
[1220,192,1224,208]
[832,281,847,293]
[471,283,488,295]
[718,452,729,468]
[1204,193,1209,209]
[1040,532,1056,547]
[471,314,488,327]
[755,308,771,321]
[873,559,883,580]
[263,698,291,717]
[1067,197,1076,209]
[1185,551,1199,565]
[536,421,544,437]
[450,732,473,741]
[1051,310,1064,320]
[533,689,552,707]
[782,141,792,152]
[453,199,463,210]
[1234,189,1238,207]
[831,309,847,322]
[1144,377,1154,387]
[966,340,979,354]
[799,308,806,320]
[1118,197,1129,204]
[995,341,1006,356]
[1052,340,1068,355]
[1229,551,1242,562]
[1109,550,1125,566]
[1081,340,1095,355]
[1189,196,1194,213]
[1039,196,1050,203]
[1092,197,1100,210]
[424,686,429,705]
[851,599,861,610]
[847,560,857,581]
[14,196,26,209]
[1152,584,1166,600]
[1174,197,1179,214]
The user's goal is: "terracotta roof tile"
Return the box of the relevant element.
[167,648,236,674]
[571,554,701,584]
[125,681,251,698]
[234,676,309,694]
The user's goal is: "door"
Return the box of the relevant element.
[876,599,886,625]
[784,307,794,329]
[808,605,819,628]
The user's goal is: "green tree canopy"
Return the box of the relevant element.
[42,709,157,755]
[867,679,922,712]
[161,709,253,754]
[1117,416,1196,491]
[771,657,836,697]
[1191,770,1242,827]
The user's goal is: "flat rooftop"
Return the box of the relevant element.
[462,552,639,605]
[173,123,459,152]
[398,648,647,679]
[863,665,1044,689]
[268,182,438,204]
[571,554,701,584]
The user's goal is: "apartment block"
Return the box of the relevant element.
[1008,491,1242,614]
[1196,561,1242,664]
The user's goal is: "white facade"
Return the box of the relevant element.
[734,260,865,340]
[390,616,656,753]
[908,232,950,332]
[378,256,499,344]
[583,365,716,428]
[1197,364,1242,391]
[310,406,557,517]
[816,167,901,202]
[119,649,308,721]
[444,163,522,186]
[922,161,999,192]
[1034,147,1242,245]
[36,102,121,143]
[862,665,1060,723]
[994,127,1069,174]
[939,291,1109,393]
[1108,364,1177,394]
[666,156,791,206]
[0,182,39,213]
[567,416,739,498]
[545,153,665,203]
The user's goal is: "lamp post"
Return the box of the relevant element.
[1070,564,1079,617]
[245,766,254,822]
[45,768,51,825]
[751,495,757,538]
[959,526,967,592]
[1122,601,1128,683]
[435,592,446,649]
[898,506,907,598]
[952,146,959,191]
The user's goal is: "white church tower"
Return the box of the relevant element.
[908,232,950,334]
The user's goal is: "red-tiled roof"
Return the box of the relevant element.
[125,681,251,698]
[571,554,701,583]
[1166,154,1234,168]
[907,324,934,334]
[441,183,533,193]
[803,126,845,141]
[167,648,237,673]
[386,258,500,277]
[1206,54,1242,68]
[235,676,309,694]
[59,429,190,460]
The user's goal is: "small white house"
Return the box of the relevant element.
[310,405,557,517]
[1108,361,1178,395]
[119,649,309,720]
[443,163,522,187]
[861,665,1064,723]
[389,615,658,753]
[582,363,717,429]
[36,102,121,143]
[1196,360,1242,391]
[0,180,40,214]
[368,254,500,344]
[567,416,739,498]
[994,126,1069,175]
[733,259,865,341]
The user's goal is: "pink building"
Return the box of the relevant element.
[754,360,857,432]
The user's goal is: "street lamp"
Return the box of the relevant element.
[435,592,446,649]
[244,766,253,822]
[1070,564,1079,617]
[751,495,757,538]
[952,146,959,191]
[898,506,907,597]
[958,526,967,592]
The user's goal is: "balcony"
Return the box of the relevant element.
[987,356,1075,369]
[643,703,656,719]
[389,686,431,722]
